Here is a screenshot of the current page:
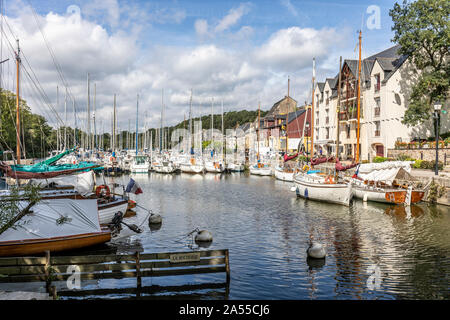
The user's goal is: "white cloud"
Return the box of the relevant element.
[214,2,251,33]
[2,2,350,132]
[194,19,209,37]
[254,27,346,72]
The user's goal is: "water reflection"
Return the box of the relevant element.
[93,174,449,299]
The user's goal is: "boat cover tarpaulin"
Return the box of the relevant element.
[34,147,77,167]
[30,171,95,196]
[0,199,101,242]
[356,161,413,184]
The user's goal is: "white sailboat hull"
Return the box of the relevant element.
[130,164,150,173]
[179,163,204,174]
[204,162,225,173]
[227,162,245,172]
[293,173,352,206]
[249,166,272,176]
[153,165,177,173]
[274,167,294,182]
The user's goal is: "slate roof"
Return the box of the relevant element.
[287,109,306,124]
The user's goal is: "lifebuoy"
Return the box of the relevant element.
[96,185,111,197]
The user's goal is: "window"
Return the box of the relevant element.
[375,121,380,136]
[374,98,380,117]
[374,74,380,92]
[346,125,350,138]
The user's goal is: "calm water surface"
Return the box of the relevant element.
[91,172,449,300]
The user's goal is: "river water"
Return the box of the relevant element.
[83,172,449,300]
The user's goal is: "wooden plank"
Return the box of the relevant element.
[140,257,226,269]
[141,266,227,277]
[139,250,226,261]
[0,274,47,283]
[0,257,46,266]
[50,254,136,265]
[48,262,137,274]
[0,265,45,276]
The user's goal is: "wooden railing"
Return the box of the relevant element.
[0,249,230,299]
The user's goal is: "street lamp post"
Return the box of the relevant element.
[434,101,442,176]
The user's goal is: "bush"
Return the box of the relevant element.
[417,160,443,170]
[412,160,422,169]
[396,154,416,161]
[373,156,388,163]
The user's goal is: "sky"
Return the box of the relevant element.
[0,0,399,132]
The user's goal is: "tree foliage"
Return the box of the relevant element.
[389,0,449,125]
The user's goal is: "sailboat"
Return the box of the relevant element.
[274,77,297,182]
[204,98,225,173]
[179,90,205,174]
[130,94,150,173]
[226,126,245,172]
[153,90,177,174]
[293,56,353,206]
[249,102,272,176]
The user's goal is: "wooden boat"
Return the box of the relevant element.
[0,230,111,257]
[249,163,272,176]
[0,199,112,257]
[293,171,353,206]
[352,178,425,205]
[274,166,296,181]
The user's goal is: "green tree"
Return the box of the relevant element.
[389,0,449,126]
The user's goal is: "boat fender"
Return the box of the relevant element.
[307,242,326,259]
[149,213,162,224]
[195,230,213,242]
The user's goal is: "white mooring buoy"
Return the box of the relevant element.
[195,230,213,242]
[148,214,162,224]
[307,242,326,259]
[290,186,297,192]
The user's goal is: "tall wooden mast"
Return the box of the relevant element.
[257,101,260,161]
[310,58,315,160]
[335,56,343,181]
[15,40,21,164]
[356,30,362,162]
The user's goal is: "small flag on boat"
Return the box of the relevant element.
[126,178,143,195]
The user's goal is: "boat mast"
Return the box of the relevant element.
[73,97,76,147]
[310,58,315,160]
[189,89,193,155]
[286,76,289,155]
[160,89,163,153]
[257,101,260,161]
[336,56,342,160]
[93,83,96,151]
[113,94,116,154]
[15,39,21,164]
[211,98,214,159]
[356,30,362,163]
[221,100,224,163]
[135,94,139,156]
[335,56,343,181]
[87,73,90,151]
[64,87,67,150]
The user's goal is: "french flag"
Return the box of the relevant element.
[126,178,143,195]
